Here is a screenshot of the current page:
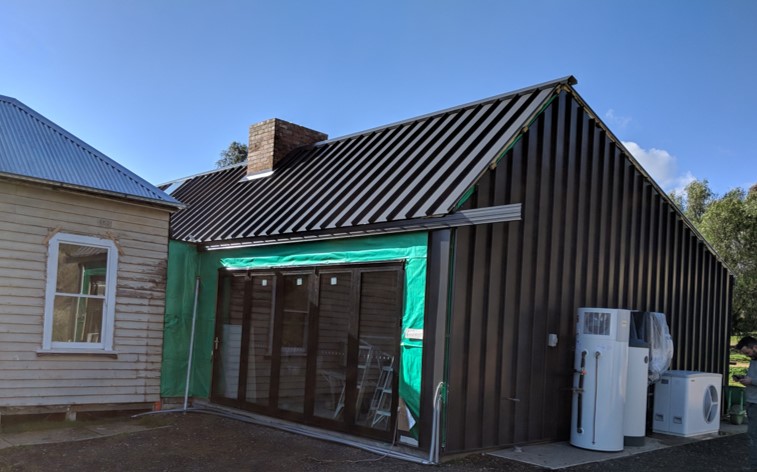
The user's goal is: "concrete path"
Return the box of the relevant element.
[0,420,156,450]
[489,420,747,470]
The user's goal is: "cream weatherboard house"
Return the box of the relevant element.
[0,95,180,420]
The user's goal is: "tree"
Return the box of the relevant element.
[670,180,714,225]
[677,180,757,333]
[216,141,248,168]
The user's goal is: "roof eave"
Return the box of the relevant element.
[192,203,522,251]
[0,172,185,211]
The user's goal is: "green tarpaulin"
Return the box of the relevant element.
[161,232,428,425]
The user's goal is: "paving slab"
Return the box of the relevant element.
[0,437,13,450]
[488,420,747,470]
[0,420,158,449]
[489,437,668,469]
[1,426,98,447]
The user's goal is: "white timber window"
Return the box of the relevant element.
[42,233,118,351]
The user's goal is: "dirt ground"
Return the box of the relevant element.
[0,412,749,471]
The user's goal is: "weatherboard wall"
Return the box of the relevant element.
[0,180,171,408]
[438,91,732,453]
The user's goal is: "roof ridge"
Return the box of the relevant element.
[319,75,576,145]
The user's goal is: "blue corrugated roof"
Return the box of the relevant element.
[0,95,180,207]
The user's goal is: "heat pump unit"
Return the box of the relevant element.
[653,370,722,437]
[623,344,649,446]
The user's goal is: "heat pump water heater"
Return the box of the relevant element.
[652,370,722,437]
[570,308,631,452]
[623,344,649,446]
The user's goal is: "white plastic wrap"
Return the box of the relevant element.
[648,312,674,384]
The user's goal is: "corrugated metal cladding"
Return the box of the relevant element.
[0,95,179,206]
[167,78,572,243]
[439,90,732,453]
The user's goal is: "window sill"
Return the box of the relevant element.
[36,349,119,358]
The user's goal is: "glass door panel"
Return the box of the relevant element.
[213,276,243,400]
[313,272,352,420]
[246,275,274,406]
[276,274,310,413]
[356,270,401,431]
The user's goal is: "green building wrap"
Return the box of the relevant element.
[161,232,428,429]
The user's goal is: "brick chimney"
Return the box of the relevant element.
[246,118,327,179]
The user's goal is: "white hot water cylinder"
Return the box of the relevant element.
[570,308,631,452]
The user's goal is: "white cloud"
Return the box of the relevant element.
[622,141,695,194]
[605,109,631,129]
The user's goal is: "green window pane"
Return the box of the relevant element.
[53,295,104,343]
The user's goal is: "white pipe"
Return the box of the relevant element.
[183,276,201,412]
[429,400,436,462]
[429,382,444,464]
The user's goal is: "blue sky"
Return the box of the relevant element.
[1,0,755,196]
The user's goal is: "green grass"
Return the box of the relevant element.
[729,334,755,386]
[730,347,750,387]
[732,352,750,362]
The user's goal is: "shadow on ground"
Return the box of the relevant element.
[0,412,749,471]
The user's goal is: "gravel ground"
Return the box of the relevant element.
[0,412,748,471]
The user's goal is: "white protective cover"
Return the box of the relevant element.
[648,312,674,384]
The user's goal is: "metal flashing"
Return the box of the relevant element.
[201,204,521,250]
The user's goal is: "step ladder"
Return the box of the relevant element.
[333,341,378,419]
[368,355,394,428]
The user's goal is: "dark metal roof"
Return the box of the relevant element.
[0,95,181,208]
[166,76,576,244]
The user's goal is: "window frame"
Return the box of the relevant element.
[42,233,118,352]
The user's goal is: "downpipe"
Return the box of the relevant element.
[429,381,445,464]
[183,276,201,412]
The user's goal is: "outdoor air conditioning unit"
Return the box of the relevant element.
[652,370,722,437]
